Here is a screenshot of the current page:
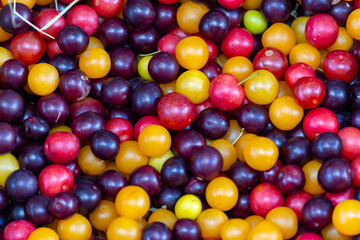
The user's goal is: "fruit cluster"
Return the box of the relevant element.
[1,0,360,239]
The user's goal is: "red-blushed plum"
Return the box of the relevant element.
[38,164,74,197]
[157,92,195,131]
[249,183,284,217]
[302,107,339,141]
[44,132,80,165]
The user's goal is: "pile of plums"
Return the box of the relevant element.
[1,0,360,239]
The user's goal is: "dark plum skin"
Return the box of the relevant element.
[302,197,333,230]
[0,123,16,154]
[161,156,190,188]
[142,222,173,240]
[109,47,137,79]
[228,161,257,192]
[90,130,120,161]
[321,78,351,112]
[237,103,269,134]
[173,219,201,240]
[49,192,79,219]
[98,170,127,201]
[57,25,89,55]
[275,164,305,195]
[101,77,131,107]
[37,93,70,127]
[318,158,354,193]
[22,116,50,141]
[25,194,54,226]
[311,132,342,162]
[230,192,253,219]
[59,69,91,103]
[327,0,354,26]
[302,0,331,13]
[122,0,156,29]
[261,0,291,23]
[18,143,50,175]
[131,82,163,116]
[49,53,78,76]
[7,203,26,222]
[129,165,162,197]
[0,3,31,34]
[5,169,38,203]
[98,17,129,48]
[72,181,102,215]
[0,89,24,123]
[0,59,28,90]
[153,3,177,34]
[152,186,183,211]
[282,137,311,166]
[199,10,230,42]
[189,145,223,181]
[130,26,159,54]
[148,52,179,84]
[172,129,206,160]
[196,108,229,139]
[71,112,105,145]
[264,129,288,151]
[183,177,208,197]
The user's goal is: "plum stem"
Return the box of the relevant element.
[238,73,260,85]
[232,128,245,145]
[139,50,161,57]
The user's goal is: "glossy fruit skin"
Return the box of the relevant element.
[338,127,360,160]
[293,77,324,109]
[176,36,209,70]
[237,103,269,134]
[244,136,279,171]
[0,3,31,34]
[323,50,358,84]
[57,213,92,240]
[206,177,238,211]
[66,5,99,36]
[142,222,172,240]
[196,108,229,139]
[0,59,28,90]
[25,194,54,226]
[332,199,360,236]
[275,164,305,195]
[5,169,38,202]
[318,158,353,193]
[107,216,141,240]
[49,192,79,219]
[302,107,339,141]
[346,9,360,41]
[196,208,228,239]
[172,129,206,160]
[115,185,150,219]
[157,92,195,131]
[35,9,66,39]
[72,181,102,215]
[302,196,333,230]
[209,73,245,111]
[321,78,351,111]
[174,194,202,220]
[221,28,254,58]
[261,0,291,23]
[3,219,35,240]
[305,14,338,49]
[44,131,80,165]
[173,218,201,240]
[311,132,342,162]
[10,31,46,65]
[189,145,223,181]
[37,93,70,127]
[176,1,208,34]
[38,164,74,197]
[253,47,288,80]
[250,183,284,217]
[109,47,137,79]
[199,10,230,42]
[57,25,89,56]
[0,90,23,123]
